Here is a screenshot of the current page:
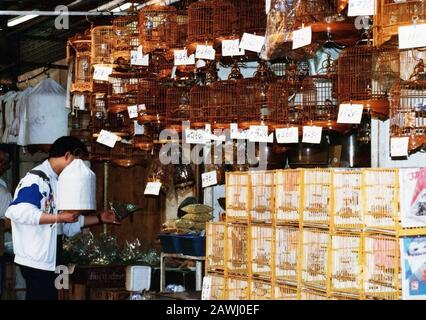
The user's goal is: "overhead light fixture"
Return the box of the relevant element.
[7,14,39,27]
[111,2,135,12]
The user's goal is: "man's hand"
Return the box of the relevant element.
[58,211,81,223]
[99,210,120,225]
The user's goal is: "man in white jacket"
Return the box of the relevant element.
[5,136,117,300]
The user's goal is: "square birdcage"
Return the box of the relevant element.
[362,169,399,231]
[275,226,300,284]
[208,274,226,300]
[226,223,249,276]
[206,222,226,273]
[229,0,266,36]
[208,81,239,129]
[300,287,329,300]
[139,5,177,53]
[303,169,332,227]
[91,26,115,66]
[363,233,400,300]
[112,11,139,64]
[301,228,330,290]
[189,85,210,128]
[332,170,364,231]
[390,80,426,153]
[275,170,302,225]
[338,44,400,118]
[226,172,249,223]
[67,30,92,93]
[250,280,273,300]
[226,276,250,300]
[330,232,362,296]
[249,171,275,224]
[274,283,299,300]
[375,0,426,47]
[166,85,191,131]
[250,224,274,280]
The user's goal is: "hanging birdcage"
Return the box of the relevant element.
[212,0,237,41]
[109,72,145,96]
[91,26,115,66]
[267,78,289,127]
[137,79,167,124]
[287,78,316,126]
[112,8,139,65]
[189,84,210,128]
[139,5,177,54]
[208,81,238,129]
[175,10,188,49]
[375,0,426,47]
[338,44,400,118]
[67,30,92,92]
[187,1,214,45]
[229,0,266,36]
[166,85,191,131]
[107,95,136,134]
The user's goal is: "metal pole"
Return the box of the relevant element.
[103,162,108,234]
[0,10,130,16]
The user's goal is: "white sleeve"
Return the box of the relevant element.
[0,189,12,219]
[62,215,85,238]
[5,202,42,225]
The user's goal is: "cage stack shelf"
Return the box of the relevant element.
[226,276,250,300]
[226,172,249,223]
[249,171,275,224]
[226,223,249,277]
[275,169,302,226]
[250,280,274,300]
[274,283,299,300]
[206,222,226,274]
[275,225,300,285]
[250,224,274,280]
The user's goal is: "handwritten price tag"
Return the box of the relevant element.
[185,129,208,144]
[276,127,299,144]
[249,125,269,142]
[144,182,162,196]
[292,26,312,50]
[195,45,216,60]
[222,39,245,57]
[348,0,376,17]
[96,129,118,148]
[399,24,426,50]
[202,171,218,188]
[174,49,195,66]
[134,121,144,135]
[201,276,212,300]
[130,45,149,66]
[302,126,322,144]
[93,65,113,82]
[127,105,138,119]
[337,104,364,124]
[230,123,239,139]
[391,137,409,157]
[239,33,265,53]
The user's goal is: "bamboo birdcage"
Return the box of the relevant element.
[363,233,400,300]
[209,274,226,300]
[226,223,249,276]
[91,92,108,132]
[226,172,249,223]
[139,5,177,53]
[286,78,316,126]
[226,276,250,300]
[301,228,330,289]
[67,30,92,92]
[166,85,191,131]
[303,169,332,227]
[208,81,239,128]
[175,10,188,49]
[250,225,274,279]
[300,287,329,300]
[112,10,139,64]
[275,226,300,283]
[249,171,275,224]
[212,0,237,41]
[332,170,364,230]
[206,222,226,273]
[275,170,302,225]
[363,169,399,231]
[267,78,289,127]
[107,95,136,134]
[229,0,266,36]
[338,44,400,118]
[250,280,273,300]
[91,26,115,66]
[375,0,426,47]
[274,283,299,300]
[189,85,210,128]
[137,79,167,125]
[109,72,144,96]
[330,232,362,296]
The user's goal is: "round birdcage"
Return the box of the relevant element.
[139,5,177,54]
[166,84,191,131]
[91,26,115,65]
[109,72,145,96]
[137,79,167,127]
[68,30,92,92]
[338,44,400,118]
[112,9,139,64]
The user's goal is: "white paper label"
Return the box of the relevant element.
[348,0,376,17]
[127,105,138,119]
[202,171,218,188]
[239,33,265,53]
[174,50,195,66]
[134,121,144,135]
[249,125,269,142]
[201,276,212,300]
[337,103,364,124]
[265,0,271,14]
[185,129,208,144]
[196,59,207,69]
[292,26,312,50]
[96,129,118,148]
[276,127,299,144]
[93,65,113,82]
[131,45,149,66]
[398,24,426,50]
[144,182,162,196]
[230,123,239,139]
[302,126,322,144]
[171,66,177,79]
[222,39,245,57]
[391,137,409,157]
[195,45,216,60]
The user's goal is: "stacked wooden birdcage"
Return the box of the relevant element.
[250,280,274,300]
[249,171,275,224]
[274,283,299,300]
[209,274,226,300]
[275,225,300,284]
[112,8,139,65]
[226,276,250,300]
[375,0,426,47]
[139,5,177,54]
[275,170,302,225]
[206,222,226,273]
[390,49,426,153]
[226,172,249,223]
[338,43,400,118]
[250,224,274,280]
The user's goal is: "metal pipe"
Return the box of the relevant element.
[0,10,129,16]
[103,162,109,234]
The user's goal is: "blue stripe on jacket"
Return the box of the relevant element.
[10,184,43,209]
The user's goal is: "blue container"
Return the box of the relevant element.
[159,234,182,254]
[179,235,206,257]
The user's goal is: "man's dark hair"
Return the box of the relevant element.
[0,144,12,158]
[49,136,88,158]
